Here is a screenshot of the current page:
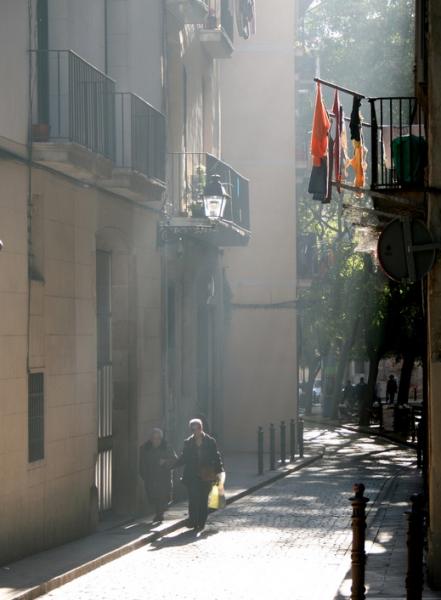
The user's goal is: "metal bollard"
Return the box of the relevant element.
[257,426,264,475]
[350,483,369,600]
[280,421,287,465]
[269,423,276,470]
[290,418,296,462]
[406,493,425,600]
[298,418,304,458]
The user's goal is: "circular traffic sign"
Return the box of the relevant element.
[377,218,435,282]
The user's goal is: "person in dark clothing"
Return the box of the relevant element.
[139,428,176,522]
[174,418,224,532]
[386,374,398,405]
[357,376,370,426]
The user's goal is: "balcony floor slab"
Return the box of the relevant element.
[101,169,165,205]
[32,142,113,183]
[199,29,234,59]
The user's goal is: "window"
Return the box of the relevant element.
[28,373,44,462]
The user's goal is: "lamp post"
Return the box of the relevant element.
[203,174,230,219]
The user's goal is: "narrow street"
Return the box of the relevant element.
[38,432,419,600]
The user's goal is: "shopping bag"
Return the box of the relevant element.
[208,484,226,510]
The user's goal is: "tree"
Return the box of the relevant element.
[302,0,415,97]
[296,0,420,415]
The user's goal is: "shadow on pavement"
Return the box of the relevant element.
[148,528,219,551]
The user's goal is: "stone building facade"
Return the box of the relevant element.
[0,0,165,563]
[0,0,298,564]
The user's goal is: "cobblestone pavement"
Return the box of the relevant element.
[40,432,419,600]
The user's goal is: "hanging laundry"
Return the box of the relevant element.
[332,90,343,192]
[309,134,333,203]
[341,110,349,179]
[236,0,256,40]
[308,83,331,203]
[310,83,331,166]
[346,95,367,189]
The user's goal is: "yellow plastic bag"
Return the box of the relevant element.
[208,484,226,510]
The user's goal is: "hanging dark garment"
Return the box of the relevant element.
[332,91,343,192]
[308,135,333,203]
[347,95,366,189]
[350,96,362,141]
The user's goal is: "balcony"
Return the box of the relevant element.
[159,153,250,247]
[102,93,166,203]
[369,96,427,192]
[199,0,234,59]
[312,79,427,216]
[166,0,208,24]
[31,50,115,180]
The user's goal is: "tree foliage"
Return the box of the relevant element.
[296,0,421,412]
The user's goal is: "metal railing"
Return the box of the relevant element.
[207,0,234,42]
[115,93,166,183]
[31,49,115,160]
[168,152,250,230]
[369,97,427,190]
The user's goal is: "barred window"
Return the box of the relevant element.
[28,373,44,462]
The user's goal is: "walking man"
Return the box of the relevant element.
[386,374,398,404]
[174,418,224,531]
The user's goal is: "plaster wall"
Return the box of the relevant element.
[0,0,30,148]
[220,0,297,451]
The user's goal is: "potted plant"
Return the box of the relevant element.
[190,200,206,218]
[206,8,217,29]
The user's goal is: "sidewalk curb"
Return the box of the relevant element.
[10,453,324,600]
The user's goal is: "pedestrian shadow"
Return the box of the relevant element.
[148,528,219,551]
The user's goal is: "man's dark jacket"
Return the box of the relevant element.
[175,434,224,484]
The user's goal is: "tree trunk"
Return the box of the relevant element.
[397,349,415,405]
[304,361,320,416]
[366,348,380,405]
[331,316,361,419]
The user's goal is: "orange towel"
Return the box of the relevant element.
[310,83,331,167]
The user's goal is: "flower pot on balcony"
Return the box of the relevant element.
[32,123,49,142]
[206,13,218,29]
[190,202,206,218]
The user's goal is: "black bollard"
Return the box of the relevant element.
[350,483,369,600]
[257,426,264,475]
[280,421,287,465]
[269,423,276,470]
[298,418,304,458]
[406,493,425,600]
[290,418,296,462]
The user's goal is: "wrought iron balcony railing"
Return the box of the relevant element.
[207,0,234,42]
[115,93,166,183]
[369,97,427,191]
[168,152,250,231]
[31,50,115,160]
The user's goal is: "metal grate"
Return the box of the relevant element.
[28,373,44,462]
[96,251,113,512]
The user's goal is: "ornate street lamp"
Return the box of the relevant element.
[203,174,230,219]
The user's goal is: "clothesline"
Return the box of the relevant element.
[308,81,367,203]
[314,77,365,100]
